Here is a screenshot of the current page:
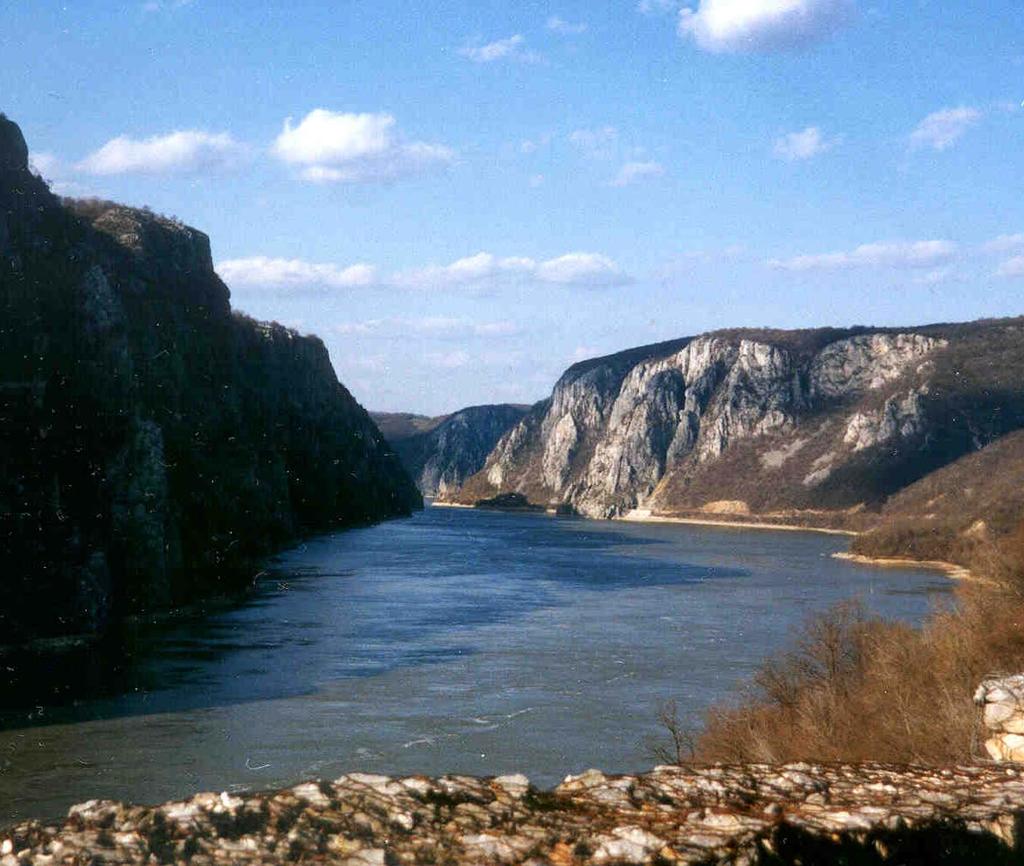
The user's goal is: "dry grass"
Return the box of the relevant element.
[686,523,1024,765]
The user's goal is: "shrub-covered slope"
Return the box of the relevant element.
[850,429,1024,568]
[0,113,421,644]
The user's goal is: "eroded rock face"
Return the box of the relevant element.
[374,405,529,497]
[457,328,968,520]
[5,763,1024,864]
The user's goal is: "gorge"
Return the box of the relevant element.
[441,322,1024,569]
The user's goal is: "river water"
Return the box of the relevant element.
[0,505,951,824]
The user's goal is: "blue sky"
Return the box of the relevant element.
[3,0,1022,414]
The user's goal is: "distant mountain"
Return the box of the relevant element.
[0,113,421,645]
[372,405,530,497]
[451,321,1024,537]
[371,411,448,442]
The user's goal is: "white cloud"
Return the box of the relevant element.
[529,173,545,187]
[336,317,520,339]
[773,126,837,161]
[222,250,628,292]
[397,250,629,290]
[272,109,454,184]
[995,256,1024,278]
[460,34,540,63]
[546,15,587,34]
[536,252,626,285]
[983,233,1024,254]
[79,130,244,175]
[768,240,958,271]
[909,106,982,152]
[217,257,379,290]
[610,160,666,186]
[678,0,855,53]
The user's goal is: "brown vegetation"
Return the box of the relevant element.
[851,429,1024,569]
[687,522,1024,765]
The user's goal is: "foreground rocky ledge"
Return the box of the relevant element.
[5,763,1024,865]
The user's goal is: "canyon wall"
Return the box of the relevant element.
[454,322,1024,528]
[0,114,421,645]
[373,404,529,497]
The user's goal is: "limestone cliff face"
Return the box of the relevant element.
[0,114,421,644]
[373,405,529,497]
[456,322,1024,523]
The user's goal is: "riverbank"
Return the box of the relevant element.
[434,500,857,535]
[618,509,858,537]
[6,762,1024,864]
[832,551,976,581]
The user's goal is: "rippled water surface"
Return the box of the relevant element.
[0,506,951,824]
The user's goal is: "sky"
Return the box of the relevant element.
[2,0,1023,415]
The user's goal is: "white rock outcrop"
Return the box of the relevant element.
[465,330,949,517]
[975,674,1024,762]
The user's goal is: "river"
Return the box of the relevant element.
[0,505,951,824]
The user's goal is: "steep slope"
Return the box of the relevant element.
[373,404,530,497]
[0,114,421,645]
[850,429,1024,566]
[453,321,1024,528]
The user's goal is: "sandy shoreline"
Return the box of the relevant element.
[434,500,855,535]
[617,511,857,536]
[831,551,975,581]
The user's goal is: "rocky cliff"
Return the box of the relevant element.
[372,404,529,497]
[453,322,1024,528]
[0,113,421,645]
[6,762,1024,864]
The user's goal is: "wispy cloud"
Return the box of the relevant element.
[637,0,678,14]
[142,0,194,11]
[909,106,982,152]
[678,0,855,53]
[425,349,472,369]
[768,240,958,271]
[28,151,60,177]
[773,126,838,161]
[610,160,665,187]
[546,15,587,34]
[79,130,245,175]
[272,109,454,184]
[568,126,619,158]
[460,34,541,63]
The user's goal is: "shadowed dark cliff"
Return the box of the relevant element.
[0,113,421,645]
